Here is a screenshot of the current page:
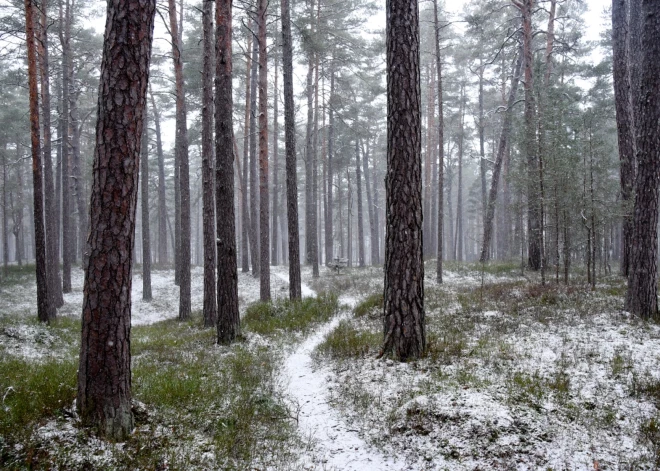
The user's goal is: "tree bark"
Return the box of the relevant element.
[59,0,72,292]
[257,0,270,301]
[456,84,465,261]
[325,65,335,265]
[480,48,522,262]
[141,114,152,301]
[271,33,280,266]
[625,0,660,319]
[382,0,425,360]
[248,27,260,277]
[37,0,64,309]
[168,0,191,320]
[433,0,444,282]
[355,140,365,267]
[149,92,168,266]
[612,0,635,278]
[241,31,252,273]
[363,138,376,265]
[281,0,302,299]
[25,0,54,321]
[201,0,217,326]
[424,63,434,259]
[216,0,240,341]
[77,0,156,439]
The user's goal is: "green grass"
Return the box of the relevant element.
[353,292,383,318]
[243,293,338,336]
[0,357,77,441]
[314,320,381,360]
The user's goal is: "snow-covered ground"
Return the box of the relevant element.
[3,264,660,469]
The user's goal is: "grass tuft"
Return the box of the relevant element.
[314,320,381,360]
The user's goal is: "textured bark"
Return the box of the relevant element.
[424,64,434,258]
[168,0,191,320]
[77,0,155,439]
[515,0,542,270]
[382,0,425,361]
[480,48,522,262]
[257,0,270,301]
[201,0,217,326]
[271,39,280,266]
[216,0,240,341]
[455,84,465,261]
[241,32,252,273]
[311,48,319,275]
[325,67,335,265]
[433,0,444,282]
[355,140,365,267]
[37,0,64,310]
[150,92,168,266]
[304,22,317,272]
[141,115,152,301]
[59,0,72,292]
[248,30,260,277]
[363,138,376,265]
[625,0,660,319]
[612,0,635,278]
[25,0,53,322]
[281,0,302,299]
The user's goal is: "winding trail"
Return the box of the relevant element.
[272,267,407,470]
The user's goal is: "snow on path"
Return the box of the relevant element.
[272,270,316,298]
[273,267,407,470]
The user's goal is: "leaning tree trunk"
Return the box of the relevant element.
[77,0,156,439]
[281,0,301,299]
[625,0,660,319]
[480,47,522,262]
[25,0,54,322]
[216,0,240,341]
[168,0,191,320]
[257,0,270,301]
[612,0,635,278]
[141,113,152,301]
[201,0,217,326]
[382,0,425,361]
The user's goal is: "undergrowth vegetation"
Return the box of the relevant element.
[0,287,339,470]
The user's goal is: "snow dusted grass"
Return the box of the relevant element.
[314,263,660,470]
[0,264,309,470]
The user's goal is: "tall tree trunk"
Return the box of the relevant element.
[325,66,335,265]
[271,34,280,266]
[480,47,522,262]
[216,0,240,340]
[478,60,487,231]
[150,91,168,266]
[355,140,365,267]
[382,0,425,361]
[433,0,444,282]
[257,0,270,300]
[241,31,252,273]
[141,114,152,301]
[37,0,64,309]
[281,0,301,299]
[347,169,352,267]
[514,0,542,270]
[201,0,217,326]
[612,0,635,278]
[59,0,72,292]
[2,144,8,276]
[25,0,53,321]
[625,0,660,319]
[304,19,316,271]
[12,140,25,266]
[424,63,434,258]
[456,84,465,261]
[70,90,87,264]
[311,43,319,276]
[77,0,156,439]
[363,138,376,265]
[168,0,191,320]
[248,28,260,277]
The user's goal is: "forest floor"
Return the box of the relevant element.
[1,261,660,470]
